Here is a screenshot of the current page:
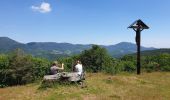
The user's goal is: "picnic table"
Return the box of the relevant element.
[43,72,81,82]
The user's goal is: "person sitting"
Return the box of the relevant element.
[74,60,84,78]
[74,60,83,75]
[50,61,64,75]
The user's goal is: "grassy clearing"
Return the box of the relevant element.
[0,72,170,100]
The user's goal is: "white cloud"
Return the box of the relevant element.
[31,2,52,13]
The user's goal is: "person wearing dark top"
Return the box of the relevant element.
[50,61,64,75]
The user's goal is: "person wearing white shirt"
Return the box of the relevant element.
[74,60,83,75]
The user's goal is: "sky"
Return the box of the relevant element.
[0,0,170,48]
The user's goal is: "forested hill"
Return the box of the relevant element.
[141,49,170,56]
[0,37,156,59]
[103,42,155,57]
[127,49,170,57]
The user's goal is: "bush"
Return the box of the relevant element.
[144,62,159,72]
[142,54,170,72]
[0,54,10,86]
[0,54,9,69]
[122,61,136,72]
[80,45,112,72]
[161,66,170,71]
[104,60,124,75]
[58,57,75,72]
[31,57,50,79]
[0,49,51,86]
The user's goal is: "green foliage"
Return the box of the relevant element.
[104,60,123,75]
[143,62,159,72]
[158,53,170,67]
[0,54,9,87]
[121,55,135,61]
[0,49,50,86]
[159,54,170,71]
[122,61,136,72]
[0,54,9,69]
[1,45,170,87]
[80,45,111,72]
[58,57,74,72]
[142,53,170,72]
[161,66,170,71]
[0,49,32,85]
[31,57,50,79]
[125,53,170,73]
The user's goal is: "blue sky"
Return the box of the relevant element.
[0,0,170,48]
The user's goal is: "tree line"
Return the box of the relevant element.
[0,46,170,87]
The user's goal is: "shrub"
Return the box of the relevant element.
[161,66,170,71]
[144,62,159,72]
[0,54,9,69]
[122,61,136,72]
[104,60,124,75]
[80,45,112,72]
[0,49,51,86]
[31,57,50,79]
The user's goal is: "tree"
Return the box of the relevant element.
[0,54,10,87]
[5,49,34,85]
[0,49,51,86]
[0,54,9,70]
[79,45,112,72]
[31,57,50,79]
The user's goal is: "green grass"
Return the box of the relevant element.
[1,72,170,100]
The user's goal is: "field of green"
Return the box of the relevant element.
[0,72,170,100]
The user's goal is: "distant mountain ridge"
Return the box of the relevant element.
[0,37,156,60]
[104,42,156,57]
[0,37,23,51]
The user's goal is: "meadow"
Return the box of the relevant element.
[0,72,170,100]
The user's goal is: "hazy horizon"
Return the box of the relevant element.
[0,0,170,48]
[0,36,157,49]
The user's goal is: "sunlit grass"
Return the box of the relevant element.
[0,72,170,100]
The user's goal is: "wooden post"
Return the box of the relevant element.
[128,19,149,75]
[136,29,141,75]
